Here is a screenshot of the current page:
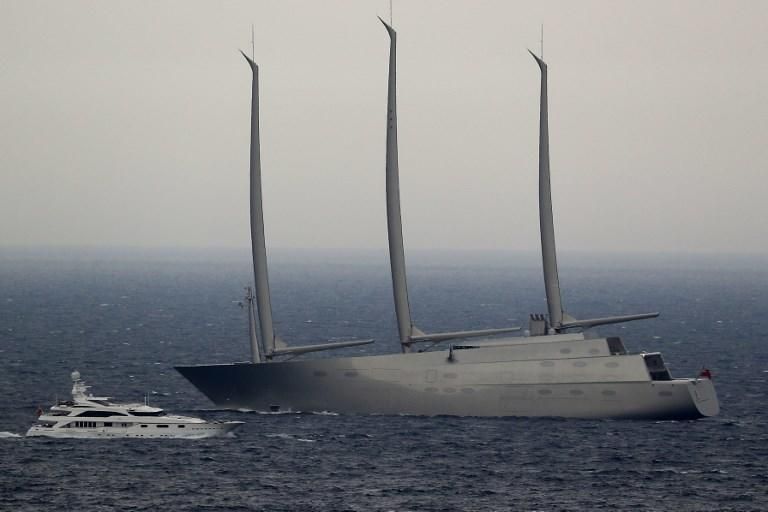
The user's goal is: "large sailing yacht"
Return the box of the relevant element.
[175,22,718,420]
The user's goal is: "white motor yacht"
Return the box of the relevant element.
[26,371,243,439]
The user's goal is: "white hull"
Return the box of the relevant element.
[177,335,719,420]
[26,421,242,439]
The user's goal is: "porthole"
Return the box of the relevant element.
[573,361,587,368]
[538,389,552,395]
[605,362,620,368]
[589,348,600,355]
[559,348,572,354]
[461,388,476,394]
[540,361,555,367]
[443,387,456,394]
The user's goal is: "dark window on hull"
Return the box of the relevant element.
[75,410,126,417]
[644,353,672,381]
[606,337,627,355]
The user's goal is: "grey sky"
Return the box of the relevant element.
[2,1,766,253]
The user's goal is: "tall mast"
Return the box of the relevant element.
[529,51,563,331]
[241,51,276,357]
[529,50,659,332]
[245,287,262,362]
[379,18,520,349]
[239,51,373,359]
[380,18,414,352]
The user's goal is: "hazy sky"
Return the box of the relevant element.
[2,1,766,253]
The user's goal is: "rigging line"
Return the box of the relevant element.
[251,24,255,60]
[390,0,393,25]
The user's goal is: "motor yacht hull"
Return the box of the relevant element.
[176,337,718,420]
[26,421,243,439]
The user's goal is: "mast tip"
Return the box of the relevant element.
[378,16,395,34]
[528,48,546,68]
[239,49,257,69]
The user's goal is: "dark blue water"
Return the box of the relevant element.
[1,249,766,511]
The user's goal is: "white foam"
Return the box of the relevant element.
[265,432,316,443]
[265,433,293,439]
[0,432,21,438]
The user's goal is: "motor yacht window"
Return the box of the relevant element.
[131,411,165,417]
[157,425,169,428]
[75,410,125,417]
[177,425,185,428]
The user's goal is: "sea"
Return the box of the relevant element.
[0,248,766,512]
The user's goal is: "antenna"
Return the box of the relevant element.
[540,24,544,59]
[251,24,255,60]
[390,0,393,25]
